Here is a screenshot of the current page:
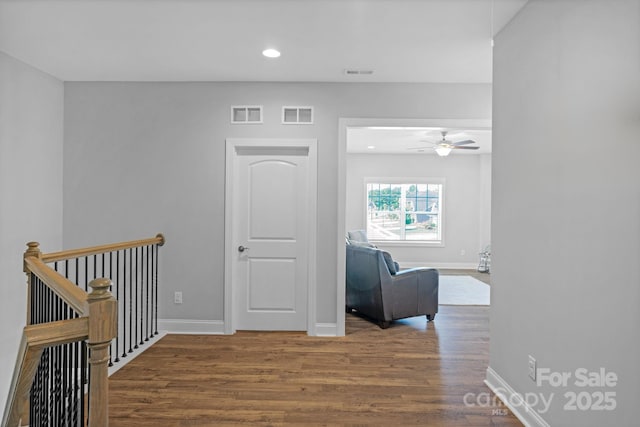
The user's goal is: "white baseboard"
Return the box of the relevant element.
[399,261,478,270]
[157,318,226,335]
[313,322,338,337]
[157,319,338,336]
[108,331,167,377]
[485,367,550,427]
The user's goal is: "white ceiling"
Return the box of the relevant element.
[347,127,492,155]
[0,0,528,83]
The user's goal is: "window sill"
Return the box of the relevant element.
[370,240,444,248]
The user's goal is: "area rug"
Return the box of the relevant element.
[438,275,490,305]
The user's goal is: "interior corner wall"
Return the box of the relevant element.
[62,82,491,328]
[346,153,490,268]
[490,1,640,425]
[0,51,64,414]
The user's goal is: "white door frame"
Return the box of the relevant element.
[224,138,317,335]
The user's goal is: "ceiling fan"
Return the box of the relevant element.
[409,131,479,156]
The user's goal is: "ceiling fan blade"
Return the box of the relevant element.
[453,146,479,150]
[407,146,432,150]
[451,139,475,146]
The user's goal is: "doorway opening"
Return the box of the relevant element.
[337,118,492,335]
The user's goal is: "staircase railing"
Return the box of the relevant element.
[2,234,165,427]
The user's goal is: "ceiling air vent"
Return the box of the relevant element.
[344,69,374,76]
[231,105,263,124]
[282,106,314,125]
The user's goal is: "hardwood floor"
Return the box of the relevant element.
[109,305,520,426]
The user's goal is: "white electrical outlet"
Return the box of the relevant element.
[460,249,466,256]
[528,355,537,381]
[174,291,183,304]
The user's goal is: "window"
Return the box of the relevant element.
[282,106,314,124]
[230,105,263,123]
[366,181,443,243]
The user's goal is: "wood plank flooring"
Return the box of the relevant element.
[108,305,520,426]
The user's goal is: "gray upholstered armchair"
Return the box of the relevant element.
[346,231,439,328]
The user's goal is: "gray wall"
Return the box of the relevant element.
[346,153,491,267]
[490,1,640,425]
[63,82,491,326]
[0,52,63,410]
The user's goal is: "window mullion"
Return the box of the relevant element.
[400,185,407,240]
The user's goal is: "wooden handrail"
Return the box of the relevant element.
[42,233,165,263]
[24,257,89,316]
[4,234,164,427]
[25,317,89,347]
[2,318,90,427]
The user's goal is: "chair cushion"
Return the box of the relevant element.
[349,240,376,248]
[347,230,369,244]
[381,251,397,275]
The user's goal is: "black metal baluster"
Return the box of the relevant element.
[30,275,35,325]
[62,310,69,425]
[149,245,154,338]
[47,293,53,424]
[72,340,78,426]
[108,251,114,368]
[43,349,48,425]
[154,244,159,335]
[33,351,40,426]
[145,245,150,341]
[122,249,128,358]
[45,281,50,323]
[138,246,145,345]
[84,256,89,292]
[128,248,133,354]
[140,246,145,345]
[134,247,139,349]
[75,257,79,293]
[80,342,86,426]
[115,250,121,363]
[55,300,62,424]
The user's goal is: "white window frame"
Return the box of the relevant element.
[282,106,314,124]
[364,177,445,247]
[230,105,263,124]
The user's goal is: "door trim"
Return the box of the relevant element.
[224,138,317,335]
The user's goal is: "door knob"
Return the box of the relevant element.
[238,245,249,253]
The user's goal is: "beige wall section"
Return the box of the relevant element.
[490,1,640,425]
[0,51,64,413]
[63,82,492,327]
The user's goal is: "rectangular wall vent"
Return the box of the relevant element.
[344,69,374,75]
[282,106,314,125]
[231,105,263,124]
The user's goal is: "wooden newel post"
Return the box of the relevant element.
[87,278,117,427]
[24,242,42,324]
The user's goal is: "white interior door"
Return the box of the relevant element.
[229,143,312,331]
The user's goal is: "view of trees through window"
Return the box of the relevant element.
[366,182,442,242]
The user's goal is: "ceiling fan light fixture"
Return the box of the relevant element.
[435,146,452,156]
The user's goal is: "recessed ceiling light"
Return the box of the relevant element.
[367,145,376,150]
[262,48,281,58]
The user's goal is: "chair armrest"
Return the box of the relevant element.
[387,268,439,320]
